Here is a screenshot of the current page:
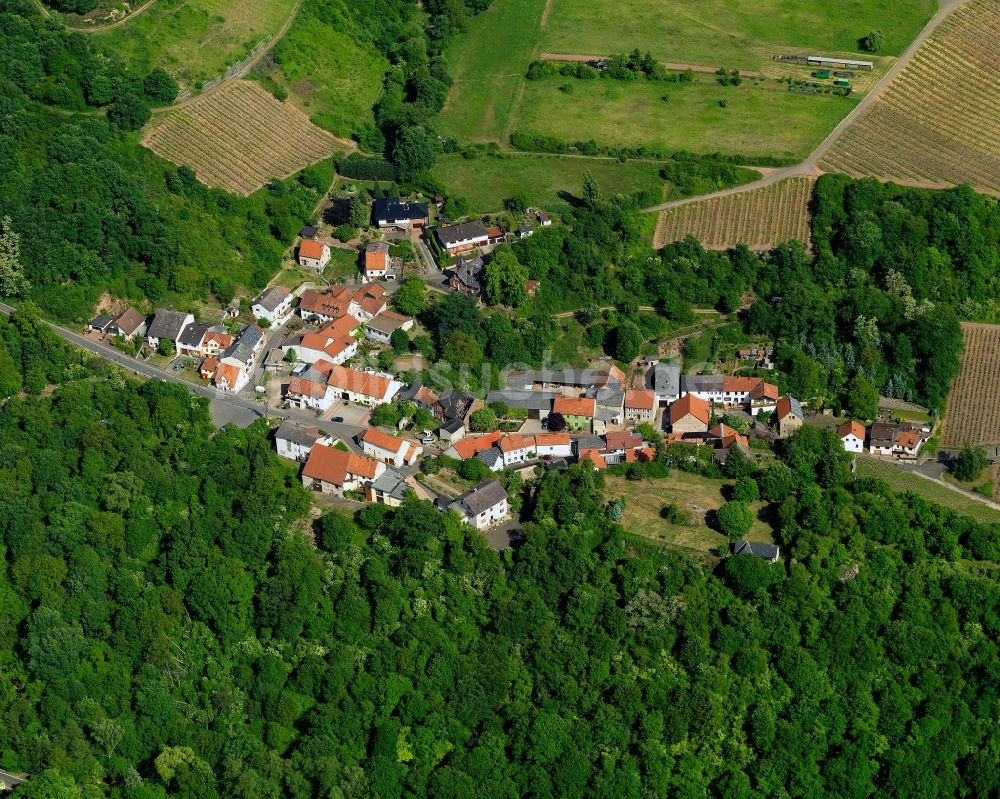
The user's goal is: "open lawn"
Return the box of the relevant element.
[515,75,854,161]
[250,6,387,138]
[438,0,546,142]
[605,472,775,556]
[856,459,1000,525]
[540,0,934,70]
[433,154,664,214]
[93,0,298,91]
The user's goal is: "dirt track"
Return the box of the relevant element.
[538,53,760,77]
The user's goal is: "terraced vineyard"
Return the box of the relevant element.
[142,81,343,195]
[820,0,1000,192]
[941,323,1000,448]
[653,177,814,250]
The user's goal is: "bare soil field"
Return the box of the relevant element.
[941,323,1000,448]
[654,177,814,250]
[142,81,343,195]
[820,0,1000,193]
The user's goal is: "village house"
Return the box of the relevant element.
[285,371,336,412]
[365,311,415,345]
[445,431,502,462]
[301,443,385,496]
[532,433,573,460]
[358,428,422,467]
[731,540,780,563]
[283,314,360,365]
[199,357,218,380]
[299,224,318,240]
[707,423,751,462]
[433,390,475,423]
[365,468,411,507]
[436,221,490,254]
[537,212,552,227]
[669,394,711,434]
[87,314,114,335]
[298,239,331,271]
[177,323,210,358]
[325,364,402,406]
[774,395,804,438]
[372,198,429,231]
[439,418,467,445]
[445,480,509,531]
[623,389,657,423]
[838,420,866,453]
[274,422,333,462]
[361,240,398,283]
[298,285,387,324]
[111,308,147,340]
[552,396,597,432]
[524,278,540,297]
[869,422,925,460]
[252,286,294,326]
[681,375,779,412]
[650,362,681,405]
[448,255,485,301]
[499,434,535,468]
[749,381,781,416]
[518,224,534,239]
[214,325,264,393]
[146,309,193,352]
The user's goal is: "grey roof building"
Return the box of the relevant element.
[147,309,193,342]
[436,221,490,248]
[275,421,325,448]
[731,540,780,562]
[477,447,503,470]
[486,389,560,411]
[651,363,681,401]
[178,322,210,351]
[450,479,508,516]
[253,286,290,313]
[368,468,410,504]
[223,325,263,366]
[88,314,114,332]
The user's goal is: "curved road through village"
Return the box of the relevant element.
[641,0,975,214]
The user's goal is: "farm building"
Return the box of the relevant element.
[807,55,873,70]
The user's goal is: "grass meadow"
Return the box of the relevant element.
[540,0,935,69]
[432,153,664,214]
[515,75,855,161]
[94,0,298,91]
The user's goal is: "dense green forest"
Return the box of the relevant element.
[1,304,999,798]
[0,0,328,322]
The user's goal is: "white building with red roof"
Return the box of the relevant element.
[358,428,422,467]
[623,389,657,422]
[301,444,385,495]
[298,239,331,270]
[838,420,866,453]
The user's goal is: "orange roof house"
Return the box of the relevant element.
[302,444,381,489]
[624,389,656,410]
[449,432,503,460]
[708,423,750,451]
[669,394,711,426]
[838,421,866,440]
[287,376,329,400]
[578,448,606,469]
[299,239,328,261]
[359,427,407,455]
[552,396,597,417]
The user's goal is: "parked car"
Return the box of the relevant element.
[331,416,345,423]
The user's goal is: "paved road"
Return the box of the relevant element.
[641,0,975,215]
[0,769,25,790]
[0,302,364,443]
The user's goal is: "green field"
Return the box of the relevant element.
[438,0,546,142]
[856,459,1000,525]
[516,75,855,161]
[93,0,298,91]
[253,9,387,138]
[540,0,935,70]
[433,153,664,213]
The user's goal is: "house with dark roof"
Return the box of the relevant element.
[365,311,415,345]
[439,418,466,444]
[299,224,318,239]
[372,198,429,231]
[88,314,114,334]
[448,255,486,300]
[274,422,333,462]
[365,468,411,507]
[446,480,509,530]
[436,221,490,254]
[177,323,210,357]
[650,362,681,404]
[252,286,293,325]
[146,309,194,351]
[731,540,780,562]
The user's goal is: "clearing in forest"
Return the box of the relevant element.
[142,81,343,195]
[940,323,1000,449]
[820,0,1000,193]
[93,0,298,91]
[654,177,814,250]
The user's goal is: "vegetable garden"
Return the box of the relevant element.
[142,81,344,195]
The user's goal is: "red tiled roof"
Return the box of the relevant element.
[533,433,570,446]
[775,395,800,421]
[897,431,920,448]
[579,448,606,469]
[624,389,656,410]
[449,432,502,460]
[203,330,234,349]
[303,444,381,485]
[365,248,389,271]
[299,288,352,318]
[708,423,749,450]
[200,356,218,375]
[553,396,596,417]
[749,381,780,401]
[499,434,533,452]
[326,365,394,401]
[287,376,328,400]
[670,394,710,425]
[604,431,643,451]
[360,427,406,454]
[722,376,766,393]
[299,239,328,260]
[838,421,866,440]
[214,362,243,389]
[114,308,146,335]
